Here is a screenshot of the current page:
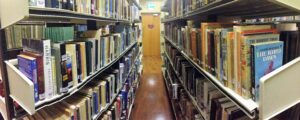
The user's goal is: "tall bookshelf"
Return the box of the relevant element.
[161,0,300,120]
[0,0,143,119]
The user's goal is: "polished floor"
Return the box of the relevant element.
[130,56,173,120]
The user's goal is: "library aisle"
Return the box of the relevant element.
[130,56,173,120]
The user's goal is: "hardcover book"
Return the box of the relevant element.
[18,54,39,102]
[251,41,284,102]
[22,39,53,99]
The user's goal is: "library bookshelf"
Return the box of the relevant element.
[161,0,300,120]
[0,0,143,119]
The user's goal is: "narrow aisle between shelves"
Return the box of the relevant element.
[130,56,173,120]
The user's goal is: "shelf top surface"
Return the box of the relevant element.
[29,7,131,23]
[162,0,300,23]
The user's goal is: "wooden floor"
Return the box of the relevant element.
[130,56,173,120]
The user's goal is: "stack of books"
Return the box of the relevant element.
[164,22,300,102]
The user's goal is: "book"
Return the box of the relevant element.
[21,51,45,100]
[240,33,279,98]
[52,43,73,93]
[251,41,284,102]
[22,39,53,99]
[233,25,271,95]
[66,44,79,86]
[18,54,39,102]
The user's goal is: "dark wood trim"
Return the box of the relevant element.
[0,29,14,120]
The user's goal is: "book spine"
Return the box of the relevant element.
[95,40,99,71]
[97,39,101,69]
[43,40,53,99]
[31,59,39,102]
[18,56,39,102]
[37,0,45,7]
[35,55,45,100]
[76,44,82,83]
[251,45,255,101]
[51,56,57,96]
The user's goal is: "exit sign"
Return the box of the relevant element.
[148,2,156,9]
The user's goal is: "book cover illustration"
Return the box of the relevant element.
[18,55,39,102]
[251,41,283,102]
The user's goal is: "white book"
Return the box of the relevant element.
[51,56,57,96]
[119,63,125,83]
[43,40,53,99]
[36,0,45,7]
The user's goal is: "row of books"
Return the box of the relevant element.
[19,47,141,120]
[15,24,139,103]
[5,24,140,49]
[241,15,300,23]
[169,0,220,18]
[99,66,140,120]
[28,0,140,20]
[163,52,251,120]
[162,65,201,120]
[165,22,300,101]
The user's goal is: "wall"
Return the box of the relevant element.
[140,0,163,13]
[140,0,166,55]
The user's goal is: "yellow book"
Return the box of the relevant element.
[100,81,107,108]
[233,25,271,95]
[78,42,87,80]
[66,44,78,86]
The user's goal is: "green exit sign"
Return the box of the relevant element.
[148,2,156,9]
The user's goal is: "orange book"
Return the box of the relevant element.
[201,23,232,69]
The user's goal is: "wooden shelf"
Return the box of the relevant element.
[164,36,258,119]
[162,0,300,23]
[6,42,137,116]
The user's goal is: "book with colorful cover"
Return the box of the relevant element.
[22,39,53,99]
[240,33,279,98]
[251,41,284,102]
[21,51,45,100]
[18,54,39,102]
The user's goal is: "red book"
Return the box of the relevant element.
[21,51,45,100]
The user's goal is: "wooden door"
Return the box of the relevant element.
[142,13,161,57]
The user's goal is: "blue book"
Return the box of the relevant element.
[121,89,128,110]
[251,41,284,102]
[18,54,39,102]
[93,92,99,114]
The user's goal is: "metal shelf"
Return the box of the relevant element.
[162,68,179,120]
[162,0,300,23]
[10,42,137,117]
[164,52,206,120]
[164,36,258,119]
[29,7,130,23]
[92,48,141,120]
